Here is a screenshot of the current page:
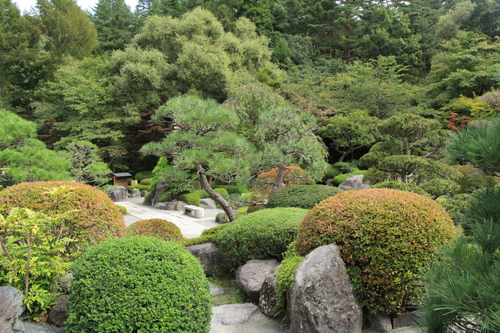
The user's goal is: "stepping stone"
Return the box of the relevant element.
[212,304,258,325]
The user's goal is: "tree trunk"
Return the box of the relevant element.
[270,165,286,197]
[195,163,236,222]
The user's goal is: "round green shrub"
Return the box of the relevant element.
[420,179,461,199]
[217,185,250,194]
[295,189,456,315]
[332,170,366,186]
[0,181,126,257]
[332,162,358,173]
[266,185,342,210]
[140,178,152,185]
[66,237,211,333]
[134,171,153,182]
[178,192,201,206]
[116,205,127,215]
[218,208,308,268]
[194,190,210,198]
[235,206,248,219]
[127,219,184,242]
[214,188,229,200]
[183,223,230,247]
[371,181,431,197]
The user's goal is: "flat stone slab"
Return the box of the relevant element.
[212,304,258,325]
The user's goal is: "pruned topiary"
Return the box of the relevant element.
[127,219,184,242]
[295,189,455,315]
[66,237,211,333]
[217,208,308,269]
[0,181,126,257]
[266,185,342,210]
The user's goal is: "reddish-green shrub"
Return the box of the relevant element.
[0,181,126,257]
[127,219,184,242]
[295,189,455,315]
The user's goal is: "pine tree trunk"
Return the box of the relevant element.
[270,165,286,197]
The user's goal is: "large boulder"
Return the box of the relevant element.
[288,244,362,333]
[258,270,281,318]
[212,304,258,325]
[131,188,141,198]
[185,242,227,276]
[106,186,128,202]
[144,180,169,206]
[200,198,217,209]
[0,286,25,333]
[47,295,68,327]
[339,175,370,191]
[165,200,188,211]
[236,259,279,301]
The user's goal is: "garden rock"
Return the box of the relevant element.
[364,312,392,333]
[0,286,25,333]
[153,202,170,210]
[186,242,227,276]
[106,186,128,202]
[58,273,72,293]
[212,303,259,325]
[141,190,148,197]
[289,244,362,333]
[23,322,64,333]
[131,188,141,198]
[47,295,68,327]
[339,175,370,191]
[259,270,281,318]
[165,200,188,211]
[236,259,279,301]
[200,198,217,209]
[210,284,225,296]
[144,180,168,206]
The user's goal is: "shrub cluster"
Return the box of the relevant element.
[116,205,127,215]
[216,185,250,194]
[295,189,455,315]
[66,237,212,333]
[266,185,342,210]
[178,192,201,206]
[127,219,184,242]
[217,208,308,268]
[214,188,229,200]
[183,224,229,247]
[0,181,126,257]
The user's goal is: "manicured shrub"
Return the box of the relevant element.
[140,178,152,185]
[295,189,456,315]
[371,181,431,197]
[235,206,248,219]
[322,164,341,183]
[182,224,230,247]
[127,219,184,242]
[332,162,358,173]
[420,178,461,199]
[134,171,153,182]
[266,185,342,210]
[178,192,201,206]
[194,190,210,198]
[159,191,172,202]
[116,205,127,215]
[331,169,366,186]
[0,181,126,257]
[214,188,229,200]
[217,185,251,194]
[66,237,211,333]
[218,208,308,268]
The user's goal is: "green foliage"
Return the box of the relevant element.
[140,178,152,185]
[446,94,495,120]
[322,164,341,183]
[436,193,471,224]
[65,237,211,333]
[116,205,127,215]
[464,186,500,229]
[332,162,358,174]
[295,189,456,315]
[0,207,73,318]
[331,170,366,186]
[127,219,184,242]
[214,188,229,200]
[217,208,308,269]
[0,181,126,257]
[275,244,303,315]
[235,207,248,219]
[179,192,201,206]
[216,185,250,194]
[266,185,342,210]
[128,184,151,193]
[420,179,461,199]
[183,224,230,247]
[194,190,210,199]
[371,181,431,198]
[134,171,153,182]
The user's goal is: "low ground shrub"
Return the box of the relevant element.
[331,170,366,186]
[140,178,152,185]
[178,192,201,206]
[134,171,153,182]
[0,181,126,257]
[127,219,184,242]
[266,185,342,210]
[217,208,308,269]
[66,237,211,333]
[194,190,210,198]
[371,181,431,197]
[295,189,455,315]
[116,205,127,215]
[183,224,229,247]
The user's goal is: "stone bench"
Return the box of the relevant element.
[184,205,205,218]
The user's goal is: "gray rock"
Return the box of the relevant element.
[165,200,188,211]
[212,304,259,325]
[58,273,72,294]
[339,175,370,191]
[131,188,141,198]
[0,286,25,333]
[236,259,279,301]
[47,295,68,327]
[186,242,227,276]
[141,190,148,197]
[259,270,281,318]
[153,202,170,210]
[210,284,225,296]
[200,198,217,209]
[144,180,169,206]
[106,186,128,202]
[364,312,392,333]
[289,244,363,333]
[23,322,64,333]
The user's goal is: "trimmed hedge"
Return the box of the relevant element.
[295,189,455,315]
[0,181,126,257]
[217,208,308,268]
[266,185,342,210]
[66,237,211,333]
[127,219,184,242]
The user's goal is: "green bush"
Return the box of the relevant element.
[140,178,152,185]
[218,208,308,269]
[332,162,358,173]
[235,207,248,219]
[436,194,471,224]
[66,237,211,333]
[371,181,431,197]
[116,205,127,215]
[322,164,341,183]
[0,181,126,258]
[331,170,366,186]
[276,244,304,315]
[194,190,210,198]
[266,185,342,210]
[214,188,229,200]
[420,179,461,199]
[183,224,230,247]
[295,189,456,315]
[217,185,251,194]
[127,219,184,242]
[134,171,153,182]
[178,192,201,206]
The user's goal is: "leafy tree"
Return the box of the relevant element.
[141,95,255,222]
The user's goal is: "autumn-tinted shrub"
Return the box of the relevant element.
[266,185,342,210]
[66,237,211,333]
[218,208,308,269]
[127,219,184,242]
[371,181,431,197]
[254,166,313,196]
[0,181,126,257]
[295,189,455,315]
